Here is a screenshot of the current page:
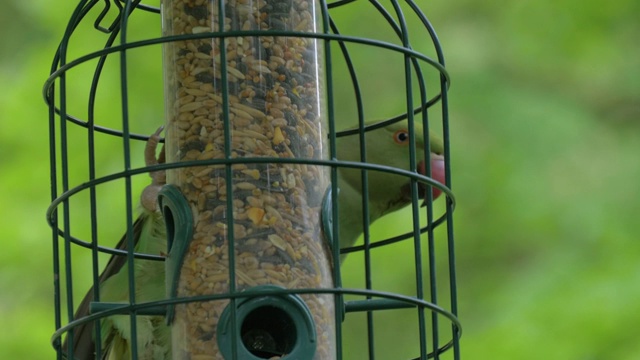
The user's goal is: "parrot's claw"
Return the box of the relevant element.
[145,126,164,168]
[141,126,166,213]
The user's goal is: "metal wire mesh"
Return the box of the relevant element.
[45,0,459,359]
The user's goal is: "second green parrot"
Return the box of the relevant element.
[335,120,445,255]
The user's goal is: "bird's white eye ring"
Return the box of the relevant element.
[393,130,410,145]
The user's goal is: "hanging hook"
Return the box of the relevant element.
[93,0,116,33]
[94,0,160,33]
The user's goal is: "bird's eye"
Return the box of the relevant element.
[393,130,410,145]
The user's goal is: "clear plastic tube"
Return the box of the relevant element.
[161,0,334,358]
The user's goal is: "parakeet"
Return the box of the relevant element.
[63,127,170,360]
[335,120,445,253]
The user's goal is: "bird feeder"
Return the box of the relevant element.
[160,0,334,358]
[46,0,460,359]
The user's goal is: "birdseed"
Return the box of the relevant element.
[162,0,335,358]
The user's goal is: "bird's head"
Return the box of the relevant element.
[336,120,445,215]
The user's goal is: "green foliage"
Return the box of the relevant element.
[1,0,638,358]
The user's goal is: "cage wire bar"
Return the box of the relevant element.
[45,0,459,359]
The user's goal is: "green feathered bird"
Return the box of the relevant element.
[63,121,445,359]
[335,120,445,254]
[62,128,170,360]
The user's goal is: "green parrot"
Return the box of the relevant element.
[63,121,445,359]
[335,120,445,255]
[63,127,170,360]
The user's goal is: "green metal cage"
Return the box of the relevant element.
[45,0,459,359]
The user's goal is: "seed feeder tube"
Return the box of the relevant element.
[160,0,335,358]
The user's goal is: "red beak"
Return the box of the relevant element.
[417,153,445,201]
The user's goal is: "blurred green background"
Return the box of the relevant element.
[1,0,639,359]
